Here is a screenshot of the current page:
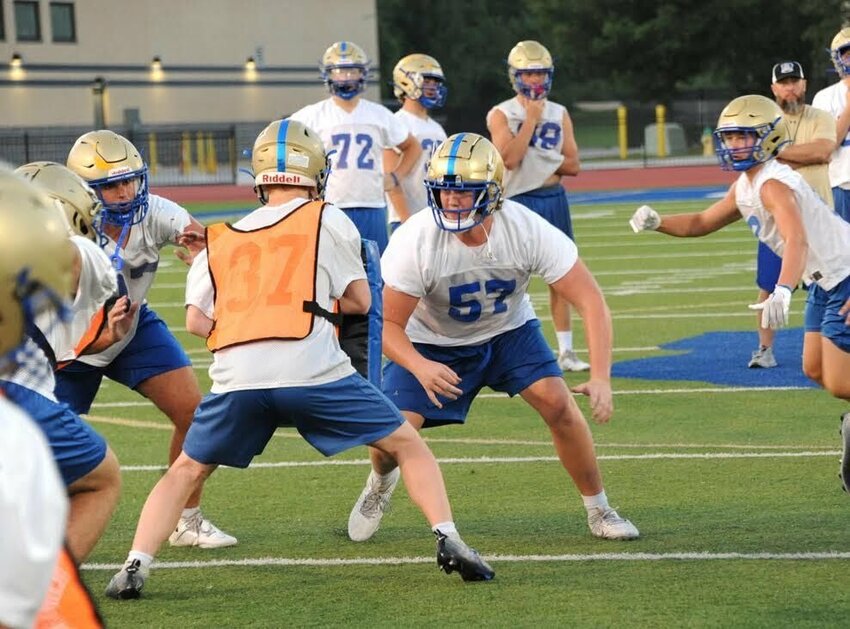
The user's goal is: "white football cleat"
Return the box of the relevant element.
[348,468,400,542]
[168,511,237,549]
[558,350,590,372]
[748,346,777,368]
[587,507,640,540]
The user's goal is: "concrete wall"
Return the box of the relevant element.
[0,0,380,127]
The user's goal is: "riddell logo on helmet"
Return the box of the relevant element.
[259,173,306,185]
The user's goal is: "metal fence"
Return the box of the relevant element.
[0,123,268,185]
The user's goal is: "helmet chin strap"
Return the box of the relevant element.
[109,221,130,271]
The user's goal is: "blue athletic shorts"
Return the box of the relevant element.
[342,207,389,254]
[183,373,404,467]
[54,304,192,414]
[805,274,850,352]
[382,319,562,428]
[832,187,850,223]
[756,241,782,292]
[510,185,574,240]
[0,381,107,486]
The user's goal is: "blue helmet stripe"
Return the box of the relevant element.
[276,119,289,172]
[446,133,466,176]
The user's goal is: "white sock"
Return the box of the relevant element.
[432,522,458,537]
[127,550,153,571]
[181,507,200,519]
[582,490,609,512]
[556,331,573,354]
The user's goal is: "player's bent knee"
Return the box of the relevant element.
[822,372,850,400]
[802,362,823,385]
[171,454,215,485]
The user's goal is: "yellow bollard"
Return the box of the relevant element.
[617,105,628,160]
[205,134,217,174]
[148,133,158,176]
[655,104,667,158]
[702,127,714,156]
[181,132,192,176]
[196,132,206,175]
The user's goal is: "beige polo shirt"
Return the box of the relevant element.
[777,105,836,207]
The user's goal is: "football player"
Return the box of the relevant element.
[105,120,493,600]
[630,95,850,491]
[747,62,836,369]
[0,167,122,564]
[487,40,588,372]
[0,170,103,627]
[61,130,236,549]
[347,132,639,545]
[289,41,422,253]
[386,53,448,232]
[812,27,850,223]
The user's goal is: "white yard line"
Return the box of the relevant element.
[85,416,828,451]
[81,550,850,572]
[114,450,839,473]
[88,384,817,411]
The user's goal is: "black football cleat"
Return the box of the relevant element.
[435,531,495,582]
[105,559,146,600]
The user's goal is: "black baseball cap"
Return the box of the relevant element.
[772,61,804,82]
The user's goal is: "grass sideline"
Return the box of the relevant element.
[81,197,849,627]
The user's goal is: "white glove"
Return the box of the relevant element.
[748,284,792,329]
[629,205,661,233]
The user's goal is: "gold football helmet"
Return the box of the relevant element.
[0,170,75,369]
[425,133,504,232]
[67,130,149,226]
[392,53,447,109]
[251,118,330,203]
[15,161,104,243]
[830,27,850,76]
[320,41,369,100]
[507,40,554,100]
[713,95,786,171]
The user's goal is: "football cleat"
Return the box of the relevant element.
[748,346,777,368]
[435,531,495,581]
[168,512,237,549]
[105,559,147,600]
[840,413,850,493]
[348,468,400,542]
[587,507,640,540]
[558,349,590,372]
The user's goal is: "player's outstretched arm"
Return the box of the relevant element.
[629,185,741,237]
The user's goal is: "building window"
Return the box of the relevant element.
[49,1,74,42]
[14,0,41,42]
